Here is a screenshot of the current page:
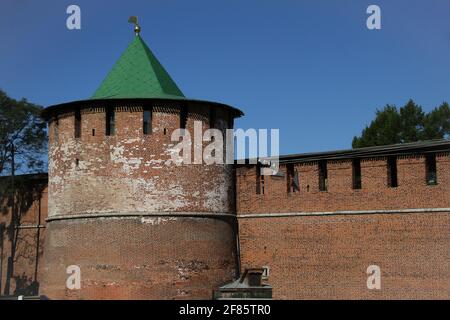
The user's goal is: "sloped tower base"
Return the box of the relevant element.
[41,215,237,299]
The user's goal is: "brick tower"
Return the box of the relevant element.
[40,25,243,299]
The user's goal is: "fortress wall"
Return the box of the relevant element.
[236,154,450,213]
[42,103,238,299]
[42,216,236,300]
[0,177,47,297]
[47,105,235,217]
[236,154,450,299]
[238,211,450,299]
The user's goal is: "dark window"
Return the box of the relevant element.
[106,108,115,136]
[319,160,328,191]
[143,106,152,135]
[387,156,398,187]
[256,166,265,195]
[286,163,299,193]
[261,175,265,195]
[74,109,81,138]
[352,159,362,189]
[180,107,188,130]
[209,109,216,129]
[92,129,95,136]
[248,272,262,287]
[425,153,437,185]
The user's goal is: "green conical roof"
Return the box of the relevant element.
[91,35,184,100]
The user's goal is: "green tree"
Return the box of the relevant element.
[0,90,47,175]
[0,89,47,296]
[352,105,401,148]
[422,102,450,140]
[398,99,425,143]
[352,99,450,148]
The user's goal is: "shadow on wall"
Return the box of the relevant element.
[0,174,47,297]
[13,273,39,296]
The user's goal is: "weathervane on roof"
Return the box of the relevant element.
[128,16,141,36]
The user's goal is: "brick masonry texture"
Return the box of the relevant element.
[236,154,450,299]
[48,105,235,217]
[236,154,450,213]
[3,105,450,299]
[238,212,450,299]
[41,217,237,300]
[40,102,238,299]
[0,178,47,296]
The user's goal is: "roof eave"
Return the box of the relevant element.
[237,139,450,165]
[41,97,244,120]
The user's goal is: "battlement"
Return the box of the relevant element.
[237,140,450,215]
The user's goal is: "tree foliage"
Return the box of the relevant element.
[0,90,47,175]
[352,99,450,148]
[0,90,47,296]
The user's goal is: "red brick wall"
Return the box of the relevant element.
[236,154,450,299]
[8,104,450,300]
[42,216,236,300]
[42,103,238,299]
[48,105,234,217]
[0,176,47,297]
[238,212,450,299]
[237,154,450,213]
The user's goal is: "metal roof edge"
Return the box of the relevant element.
[41,97,244,120]
[236,139,450,165]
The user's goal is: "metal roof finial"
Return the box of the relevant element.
[128,16,140,36]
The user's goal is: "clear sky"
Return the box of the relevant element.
[1,0,449,155]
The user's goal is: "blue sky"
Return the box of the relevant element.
[1,0,449,155]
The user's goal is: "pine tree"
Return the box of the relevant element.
[352,99,450,148]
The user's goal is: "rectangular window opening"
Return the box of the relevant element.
[180,107,188,131]
[425,153,437,185]
[209,108,216,129]
[387,156,398,187]
[286,163,299,193]
[143,106,152,135]
[319,160,328,191]
[106,108,115,136]
[74,109,81,138]
[261,175,265,195]
[352,159,362,189]
[256,166,265,195]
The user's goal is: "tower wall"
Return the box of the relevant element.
[41,102,238,299]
